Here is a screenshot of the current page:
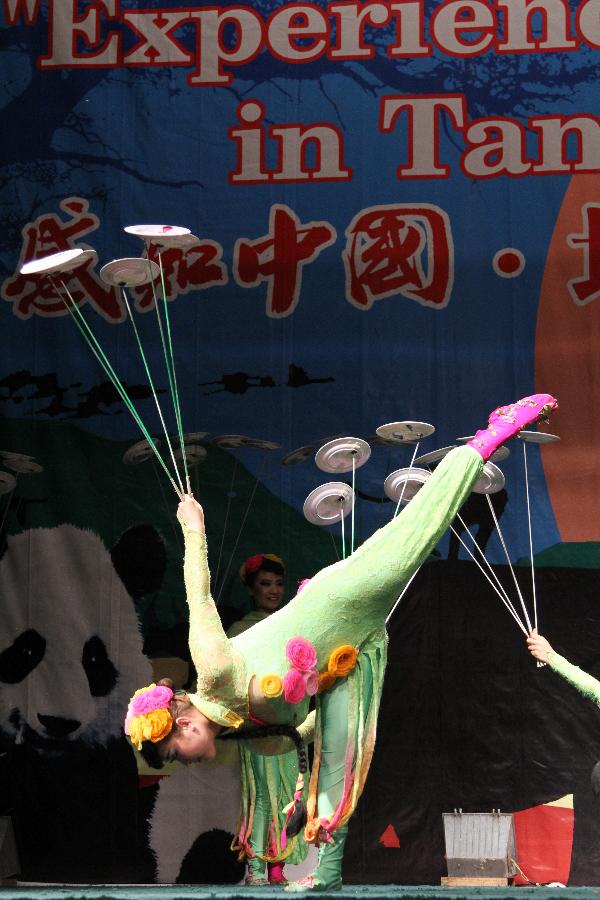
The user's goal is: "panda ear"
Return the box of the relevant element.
[111,524,167,599]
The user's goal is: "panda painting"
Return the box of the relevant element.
[0,523,164,883]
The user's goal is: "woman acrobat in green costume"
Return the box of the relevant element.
[125,393,557,892]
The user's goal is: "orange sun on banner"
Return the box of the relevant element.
[536,174,600,542]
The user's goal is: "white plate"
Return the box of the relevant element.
[517,431,560,444]
[315,437,371,473]
[124,224,191,246]
[456,436,510,462]
[472,462,505,494]
[0,471,17,495]
[414,445,456,466]
[100,258,159,287]
[282,445,315,466]
[375,421,435,443]
[20,248,96,276]
[123,439,161,465]
[303,482,354,526]
[383,467,431,504]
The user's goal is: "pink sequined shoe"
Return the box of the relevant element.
[268,862,288,885]
[467,393,558,461]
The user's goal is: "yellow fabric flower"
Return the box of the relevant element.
[318,671,337,693]
[259,673,284,698]
[128,708,173,750]
[327,645,358,678]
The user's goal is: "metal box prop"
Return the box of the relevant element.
[443,810,518,879]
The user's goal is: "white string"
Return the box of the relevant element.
[523,441,538,632]
[386,567,420,626]
[215,456,239,596]
[394,442,420,518]
[449,523,529,635]
[341,502,346,560]
[485,493,533,634]
[351,454,356,555]
[453,514,529,634]
[120,287,185,497]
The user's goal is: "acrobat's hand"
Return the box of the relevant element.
[526,628,554,664]
[177,493,205,533]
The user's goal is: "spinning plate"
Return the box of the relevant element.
[375,421,435,443]
[383,467,431,504]
[0,451,43,474]
[518,431,560,443]
[182,431,209,443]
[472,462,505,494]
[0,471,17,495]
[414,445,456,466]
[20,248,96,276]
[456,436,510,463]
[175,445,207,468]
[282,444,315,466]
[100,258,159,287]
[303,482,354,526]
[315,437,371,473]
[124,224,191,246]
[212,434,280,449]
[123,438,161,465]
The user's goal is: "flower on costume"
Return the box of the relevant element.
[124,682,174,750]
[304,819,321,843]
[259,673,284,698]
[303,669,319,697]
[318,671,337,694]
[327,644,358,678]
[127,707,173,750]
[286,636,317,672]
[297,578,311,593]
[283,668,307,704]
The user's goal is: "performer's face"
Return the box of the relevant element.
[250,570,284,613]
[164,711,219,764]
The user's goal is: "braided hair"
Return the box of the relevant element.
[219,724,308,837]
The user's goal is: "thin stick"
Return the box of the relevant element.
[386,567,420,626]
[341,504,346,560]
[450,524,529,635]
[523,442,539,632]
[215,456,239,596]
[53,277,182,499]
[394,442,420,518]
[121,286,184,497]
[351,454,356,555]
[485,493,533,633]
[150,251,191,493]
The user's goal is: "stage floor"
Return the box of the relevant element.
[4,886,600,900]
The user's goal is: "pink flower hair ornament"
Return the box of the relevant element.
[124,683,174,749]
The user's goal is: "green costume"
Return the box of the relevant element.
[547,652,600,705]
[183,445,485,889]
[226,612,309,879]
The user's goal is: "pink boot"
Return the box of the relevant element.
[468,393,558,461]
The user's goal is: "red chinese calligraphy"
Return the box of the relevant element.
[343,204,453,310]
[567,203,600,306]
[1,198,124,322]
[234,204,336,317]
[131,240,227,311]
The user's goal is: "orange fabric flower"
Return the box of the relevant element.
[128,707,173,750]
[318,671,337,693]
[259,673,284,699]
[327,644,358,678]
[304,819,321,843]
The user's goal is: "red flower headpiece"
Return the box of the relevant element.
[239,552,286,583]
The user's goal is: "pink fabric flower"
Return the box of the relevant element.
[244,554,264,575]
[297,578,311,593]
[283,668,306,704]
[129,685,173,717]
[303,669,319,697]
[286,636,317,672]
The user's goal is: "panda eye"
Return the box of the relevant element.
[82,636,118,697]
[0,629,46,683]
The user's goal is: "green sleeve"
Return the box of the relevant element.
[181,523,248,728]
[548,650,600,709]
